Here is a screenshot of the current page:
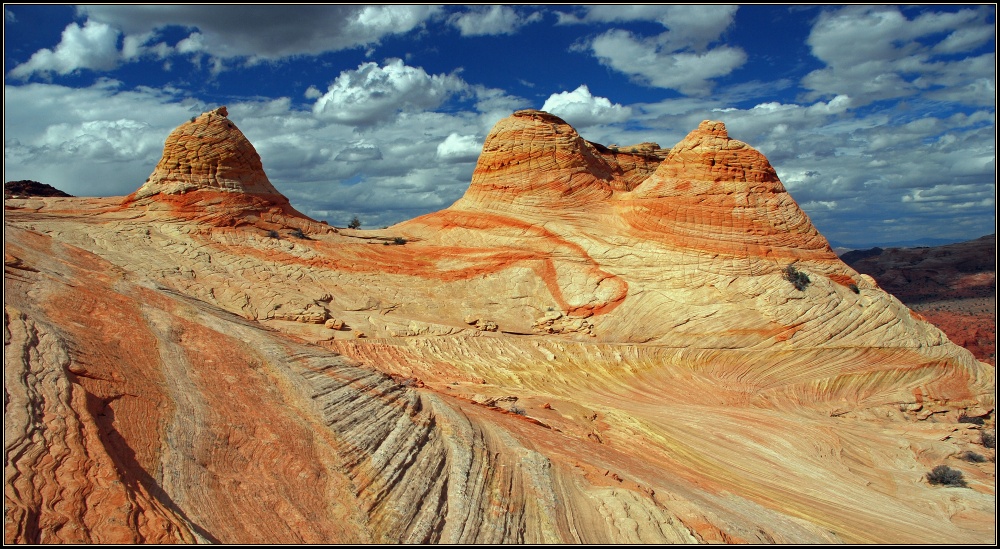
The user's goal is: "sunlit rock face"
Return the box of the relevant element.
[842,234,997,366]
[4,109,994,544]
[135,106,283,200]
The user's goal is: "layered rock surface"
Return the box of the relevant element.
[134,106,282,200]
[4,109,995,544]
[843,234,996,365]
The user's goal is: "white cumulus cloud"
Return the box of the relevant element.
[559,5,738,51]
[9,20,122,78]
[564,6,745,95]
[312,59,468,126]
[436,133,482,162]
[587,29,746,95]
[541,85,632,128]
[803,5,996,106]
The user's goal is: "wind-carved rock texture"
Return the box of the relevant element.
[135,106,282,200]
[122,106,325,235]
[4,108,995,544]
[843,234,996,365]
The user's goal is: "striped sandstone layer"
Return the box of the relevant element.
[4,109,994,544]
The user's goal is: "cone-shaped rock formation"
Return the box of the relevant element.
[4,108,994,545]
[620,120,838,266]
[135,106,284,200]
[124,107,324,234]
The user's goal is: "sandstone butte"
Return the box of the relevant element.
[4,107,995,544]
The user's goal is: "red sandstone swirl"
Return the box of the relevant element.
[4,109,995,544]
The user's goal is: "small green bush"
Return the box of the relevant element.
[783,265,811,291]
[927,465,966,487]
[849,283,860,294]
[510,405,526,416]
[348,216,362,229]
[291,228,309,240]
[267,230,279,239]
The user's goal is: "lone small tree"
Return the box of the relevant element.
[784,265,811,291]
[348,216,361,230]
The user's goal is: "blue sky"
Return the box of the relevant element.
[4,5,995,248]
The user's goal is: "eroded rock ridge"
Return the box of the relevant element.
[4,108,994,544]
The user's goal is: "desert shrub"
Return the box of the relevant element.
[291,228,309,240]
[982,431,996,449]
[926,465,966,487]
[958,415,985,425]
[267,230,279,239]
[783,265,811,291]
[348,216,361,229]
[510,405,526,416]
[849,283,860,294]
[959,451,987,463]
[190,116,197,123]
[393,236,407,245]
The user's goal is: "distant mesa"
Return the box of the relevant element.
[4,180,73,199]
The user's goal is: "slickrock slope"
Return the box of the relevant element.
[843,235,996,365]
[5,109,995,544]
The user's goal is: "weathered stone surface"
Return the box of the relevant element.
[134,106,282,200]
[325,318,345,330]
[4,110,994,544]
[843,234,996,365]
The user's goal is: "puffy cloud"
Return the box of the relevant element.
[803,6,996,106]
[565,6,745,95]
[587,30,746,95]
[449,5,543,36]
[9,6,443,78]
[121,31,172,61]
[436,133,482,162]
[541,85,632,127]
[9,20,121,78]
[312,59,468,126]
[559,5,738,51]
[303,86,322,100]
[3,81,204,196]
